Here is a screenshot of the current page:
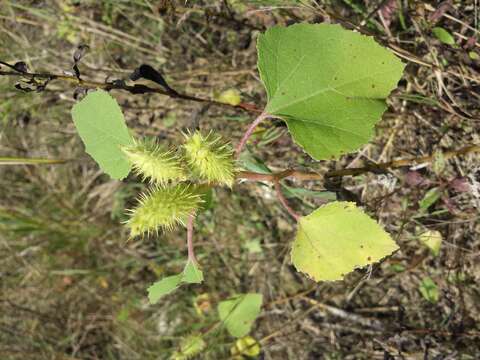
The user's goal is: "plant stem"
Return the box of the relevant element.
[0,157,68,165]
[235,112,270,158]
[186,213,197,263]
[0,60,262,114]
[237,144,480,182]
[274,181,300,221]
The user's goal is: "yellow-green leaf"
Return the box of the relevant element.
[231,336,261,357]
[419,230,442,256]
[291,201,398,281]
[216,88,242,106]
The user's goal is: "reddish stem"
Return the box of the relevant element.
[186,213,196,263]
[274,181,300,221]
[235,112,269,158]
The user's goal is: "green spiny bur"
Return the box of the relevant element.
[183,131,235,187]
[122,138,187,184]
[126,183,203,237]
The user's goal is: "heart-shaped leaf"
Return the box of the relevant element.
[291,201,398,281]
[257,23,405,160]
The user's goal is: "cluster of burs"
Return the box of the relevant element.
[121,131,235,237]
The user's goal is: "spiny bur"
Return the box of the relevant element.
[183,131,235,187]
[126,183,203,237]
[122,138,186,184]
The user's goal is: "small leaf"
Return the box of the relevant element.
[469,51,479,60]
[432,27,455,45]
[291,201,398,281]
[71,90,134,179]
[130,64,178,95]
[148,274,183,304]
[419,277,439,303]
[244,239,262,254]
[216,89,242,106]
[257,23,405,160]
[13,61,28,73]
[172,334,206,360]
[231,336,261,357]
[282,185,336,201]
[390,264,405,272]
[183,261,204,284]
[218,293,263,338]
[432,150,445,175]
[419,230,442,256]
[418,187,442,211]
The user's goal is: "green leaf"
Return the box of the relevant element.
[147,261,205,304]
[183,261,204,284]
[147,274,183,304]
[244,239,263,254]
[291,201,398,281]
[218,293,263,338]
[282,185,336,201]
[418,187,442,211]
[469,51,479,60]
[71,90,134,179]
[257,23,405,160]
[419,277,439,303]
[432,27,455,45]
[419,230,442,256]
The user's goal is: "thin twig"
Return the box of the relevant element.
[0,61,262,113]
[274,181,300,221]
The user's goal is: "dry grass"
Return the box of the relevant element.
[1,1,480,359]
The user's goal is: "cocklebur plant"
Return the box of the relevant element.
[183,130,235,187]
[121,138,187,185]
[126,183,204,237]
[7,22,405,350]
[121,131,235,236]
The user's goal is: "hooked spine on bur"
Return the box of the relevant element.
[183,130,235,187]
[121,138,187,184]
[126,183,203,237]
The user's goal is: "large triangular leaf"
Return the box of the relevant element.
[71,90,134,179]
[257,23,405,160]
[218,293,263,338]
[291,201,398,281]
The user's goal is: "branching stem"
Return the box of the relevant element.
[237,144,480,182]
